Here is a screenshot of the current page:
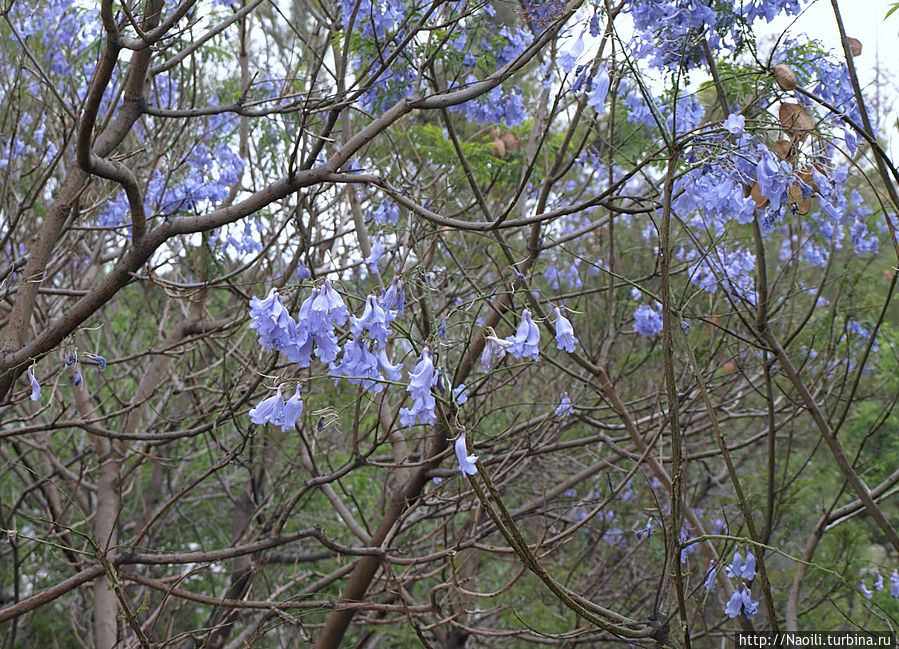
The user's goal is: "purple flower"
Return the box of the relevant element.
[554,392,573,417]
[331,338,382,392]
[85,353,107,370]
[311,279,349,326]
[280,386,304,431]
[587,64,609,112]
[249,289,316,366]
[506,309,541,360]
[553,307,578,352]
[399,348,438,426]
[296,261,311,279]
[453,384,468,405]
[890,570,899,598]
[726,550,757,581]
[723,113,745,135]
[634,517,653,540]
[351,295,391,347]
[378,277,404,317]
[874,572,884,591]
[820,198,841,222]
[756,146,786,206]
[249,289,295,349]
[633,305,663,336]
[364,235,383,274]
[859,582,874,600]
[455,431,478,476]
[249,387,285,426]
[844,127,857,155]
[73,366,83,387]
[377,348,404,382]
[558,33,584,73]
[481,327,511,371]
[703,562,717,592]
[312,328,341,364]
[725,585,759,618]
[27,367,41,401]
[371,200,399,225]
[850,220,878,255]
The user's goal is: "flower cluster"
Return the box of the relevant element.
[723,549,759,618]
[399,347,439,426]
[506,309,541,360]
[249,386,304,432]
[100,142,243,228]
[858,569,899,600]
[633,304,663,337]
[248,278,407,426]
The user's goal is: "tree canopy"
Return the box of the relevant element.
[2,0,899,647]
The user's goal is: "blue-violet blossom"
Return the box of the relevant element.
[553,307,578,352]
[399,348,438,426]
[506,309,541,360]
[455,430,478,476]
[726,550,757,581]
[725,585,759,618]
[27,367,40,401]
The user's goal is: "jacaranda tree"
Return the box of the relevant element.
[2,0,899,647]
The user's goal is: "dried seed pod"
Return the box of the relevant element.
[772,63,797,91]
[847,37,862,56]
[499,131,520,154]
[490,137,507,159]
[797,164,815,186]
[773,139,795,160]
[779,102,814,140]
[749,181,769,208]
[788,183,811,215]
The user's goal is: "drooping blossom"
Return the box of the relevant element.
[859,582,874,600]
[351,295,391,348]
[553,307,578,352]
[726,550,757,581]
[310,278,349,326]
[455,430,478,476]
[249,387,285,426]
[27,367,41,401]
[481,327,512,371]
[85,353,107,370]
[280,386,304,431]
[703,562,717,592]
[399,348,438,426]
[506,309,540,360]
[725,585,759,618]
[555,392,573,417]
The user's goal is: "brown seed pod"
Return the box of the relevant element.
[490,137,507,159]
[749,181,769,208]
[788,183,811,215]
[779,102,814,140]
[772,63,797,91]
[499,131,520,154]
[773,139,796,160]
[847,37,862,56]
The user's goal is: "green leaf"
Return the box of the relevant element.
[886,2,899,19]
